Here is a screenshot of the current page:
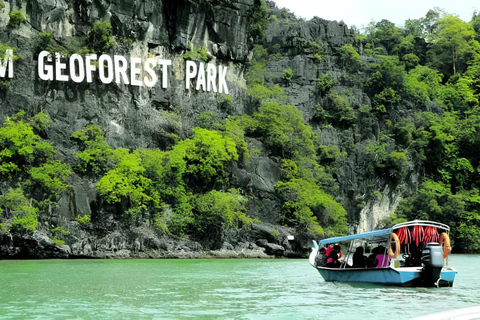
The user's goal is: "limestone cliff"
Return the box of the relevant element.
[0,0,410,259]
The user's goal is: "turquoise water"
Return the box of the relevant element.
[0,255,479,319]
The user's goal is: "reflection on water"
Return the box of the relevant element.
[0,255,478,319]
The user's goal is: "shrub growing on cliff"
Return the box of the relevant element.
[251,101,315,160]
[32,31,69,57]
[96,150,156,222]
[71,125,117,176]
[182,45,208,62]
[28,160,72,202]
[311,41,325,61]
[337,44,361,71]
[75,215,91,224]
[275,178,348,236]
[248,0,269,42]
[51,226,70,245]
[0,188,39,234]
[0,111,71,215]
[325,91,356,128]
[86,21,114,54]
[191,189,254,246]
[282,67,293,86]
[167,127,239,193]
[0,111,55,180]
[8,10,26,28]
[316,73,337,94]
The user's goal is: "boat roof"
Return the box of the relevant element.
[318,220,450,246]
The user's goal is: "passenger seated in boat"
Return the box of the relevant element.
[352,246,366,268]
[325,245,341,268]
[366,248,378,267]
[336,243,344,262]
[315,247,327,267]
[325,243,334,256]
[373,246,390,267]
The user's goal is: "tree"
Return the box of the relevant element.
[86,21,114,54]
[437,76,478,112]
[96,150,156,222]
[192,189,253,247]
[252,101,316,159]
[316,73,337,94]
[0,188,39,234]
[71,125,117,175]
[8,10,26,28]
[275,178,348,236]
[395,180,480,252]
[337,44,360,71]
[248,0,269,42]
[374,19,402,54]
[427,15,476,76]
[0,112,56,181]
[181,128,238,192]
[366,56,406,96]
[325,91,356,128]
[402,53,420,71]
[28,160,72,200]
[282,67,293,85]
[403,64,446,108]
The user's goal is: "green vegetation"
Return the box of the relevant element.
[282,67,293,85]
[1,188,39,234]
[192,189,255,245]
[337,44,361,71]
[182,45,208,62]
[32,31,70,57]
[4,4,480,253]
[51,226,70,245]
[346,9,480,251]
[316,73,337,94]
[248,0,269,42]
[75,215,91,224]
[312,41,324,61]
[71,123,254,244]
[86,21,114,54]
[8,10,26,28]
[0,112,71,235]
[276,179,347,236]
[262,6,480,248]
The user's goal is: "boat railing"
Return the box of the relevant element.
[392,220,450,232]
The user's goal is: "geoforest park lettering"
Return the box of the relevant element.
[0,50,229,94]
[0,49,14,79]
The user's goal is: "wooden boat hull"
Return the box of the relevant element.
[314,266,456,287]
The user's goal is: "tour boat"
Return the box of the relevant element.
[309,220,457,287]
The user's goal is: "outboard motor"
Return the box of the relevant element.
[421,242,444,286]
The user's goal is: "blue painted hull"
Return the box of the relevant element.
[315,267,456,287]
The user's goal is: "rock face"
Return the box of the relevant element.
[0,0,312,259]
[0,0,404,259]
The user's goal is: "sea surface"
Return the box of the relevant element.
[0,254,479,319]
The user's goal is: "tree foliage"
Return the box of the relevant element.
[86,21,114,54]
[0,112,71,235]
[275,178,348,236]
[192,189,254,246]
[250,101,316,160]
